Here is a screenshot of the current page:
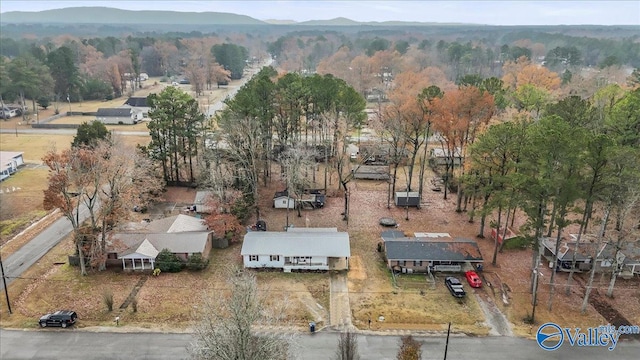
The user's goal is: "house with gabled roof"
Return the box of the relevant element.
[123,96,151,118]
[241,229,350,272]
[96,108,141,125]
[106,214,213,271]
[381,230,483,273]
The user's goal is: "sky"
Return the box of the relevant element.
[0,1,639,26]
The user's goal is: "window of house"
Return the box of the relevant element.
[413,261,422,267]
[249,255,258,261]
[400,260,406,266]
[270,255,280,262]
[295,256,311,264]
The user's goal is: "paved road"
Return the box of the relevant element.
[205,57,273,117]
[1,329,638,360]
[1,205,91,289]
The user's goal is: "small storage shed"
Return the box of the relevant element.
[273,191,296,209]
[395,192,420,207]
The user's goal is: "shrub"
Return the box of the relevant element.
[37,97,50,110]
[156,248,183,273]
[186,253,209,271]
[103,289,114,312]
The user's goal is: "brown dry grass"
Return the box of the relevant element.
[1,134,76,162]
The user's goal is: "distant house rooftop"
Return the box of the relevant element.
[96,108,132,117]
[124,97,149,107]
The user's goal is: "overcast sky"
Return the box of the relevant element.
[1,1,639,25]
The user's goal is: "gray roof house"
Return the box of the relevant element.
[381,231,483,273]
[106,214,213,270]
[241,230,350,272]
[96,107,141,125]
[542,234,640,276]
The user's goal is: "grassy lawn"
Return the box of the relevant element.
[0,167,50,241]
[0,134,75,162]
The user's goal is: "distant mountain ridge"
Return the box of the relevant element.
[0,7,267,25]
[1,6,467,26]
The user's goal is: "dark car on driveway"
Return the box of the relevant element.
[445,277,466,298]
[39,310,77,328]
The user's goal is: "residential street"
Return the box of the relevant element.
[1,329,638,360]
[1,204,91,289]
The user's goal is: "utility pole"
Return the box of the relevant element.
[0,252,12,314]
[443,322,451,360]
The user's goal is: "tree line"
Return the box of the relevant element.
[0,37,250,119]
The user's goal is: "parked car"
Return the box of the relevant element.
[0,107,18,119]
[39,310,77,328]
[465,270,482,288]
[445,277,466,298]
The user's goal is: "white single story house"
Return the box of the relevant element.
[96,108,142,125]
[241,230,351,272]
[0,151,24,181]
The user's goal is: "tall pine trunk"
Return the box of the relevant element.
[582,205,611,313]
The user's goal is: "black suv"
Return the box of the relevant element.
[39,310,77,328]
[445,277,466,298]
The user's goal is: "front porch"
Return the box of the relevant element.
[120,255,155,271]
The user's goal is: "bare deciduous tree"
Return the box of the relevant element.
[189,267,295,360]
[334,331,359,360]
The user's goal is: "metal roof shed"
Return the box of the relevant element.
[395,192,420,207]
